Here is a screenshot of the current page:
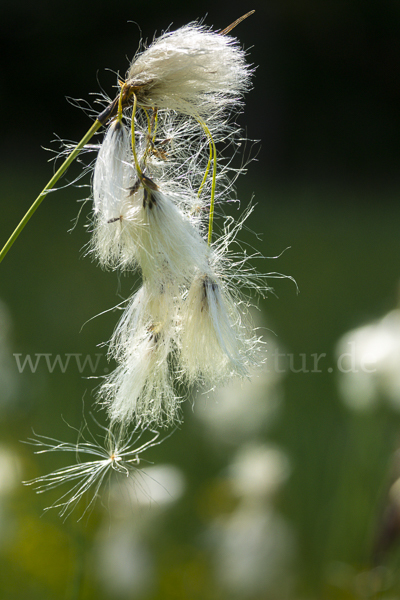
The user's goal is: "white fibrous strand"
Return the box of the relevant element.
[23,417,162,519]
[126,23,252,120]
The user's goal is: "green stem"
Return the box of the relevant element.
[198,120,217,246]
[207,138,217,246]
[197,134,213,199]
[0,118,103,264]
[130,93,143,179]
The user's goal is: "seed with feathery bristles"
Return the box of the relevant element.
[23,415,165,520]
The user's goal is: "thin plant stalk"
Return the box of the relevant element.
[0,119,102,264]
[198,119,217,246]
[130,93,143,179]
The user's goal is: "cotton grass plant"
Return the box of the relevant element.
[1,11,283,517]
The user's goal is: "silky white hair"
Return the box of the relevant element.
[127,23,252,120]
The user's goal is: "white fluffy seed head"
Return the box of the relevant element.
[90,108,213,275]
[91,120,143,268]
[177,204,272,387]
[93,120,132,219]
[100,327,179,426]
[90,135,209,275]
[100,282,181,426]
[108,280,179,361]
[179,269,260,386]
[135,187,209,284]
[126,23,252,119]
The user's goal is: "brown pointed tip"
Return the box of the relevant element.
[97,96,120,125]
[220,10,255,36]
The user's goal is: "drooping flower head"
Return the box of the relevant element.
[87,14,272,427]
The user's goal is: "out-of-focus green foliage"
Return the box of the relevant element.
[2,165,400,599]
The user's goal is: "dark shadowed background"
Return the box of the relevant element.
[1,1,400,599]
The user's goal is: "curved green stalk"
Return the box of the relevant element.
[143,108,152,135]
[151,109,158,144]
[197,135,213,199]
[197,119,217,246]
[117,86,125,122]
[130,93,143,179]
[0,119,103,264]
[142,107,159,166]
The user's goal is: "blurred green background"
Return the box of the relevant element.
[1,0,400,598]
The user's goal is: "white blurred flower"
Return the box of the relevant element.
[0,445,21,549]
[94,529,155,598]
[108,463,185,515]
[207,443,294,598]
[212,505,294,598]
[336,309,400,410]
[193,317,283,443]
[194,364,281,443]
[0,446,21,496]
[228,443,290,501]
[93,463,185,597]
